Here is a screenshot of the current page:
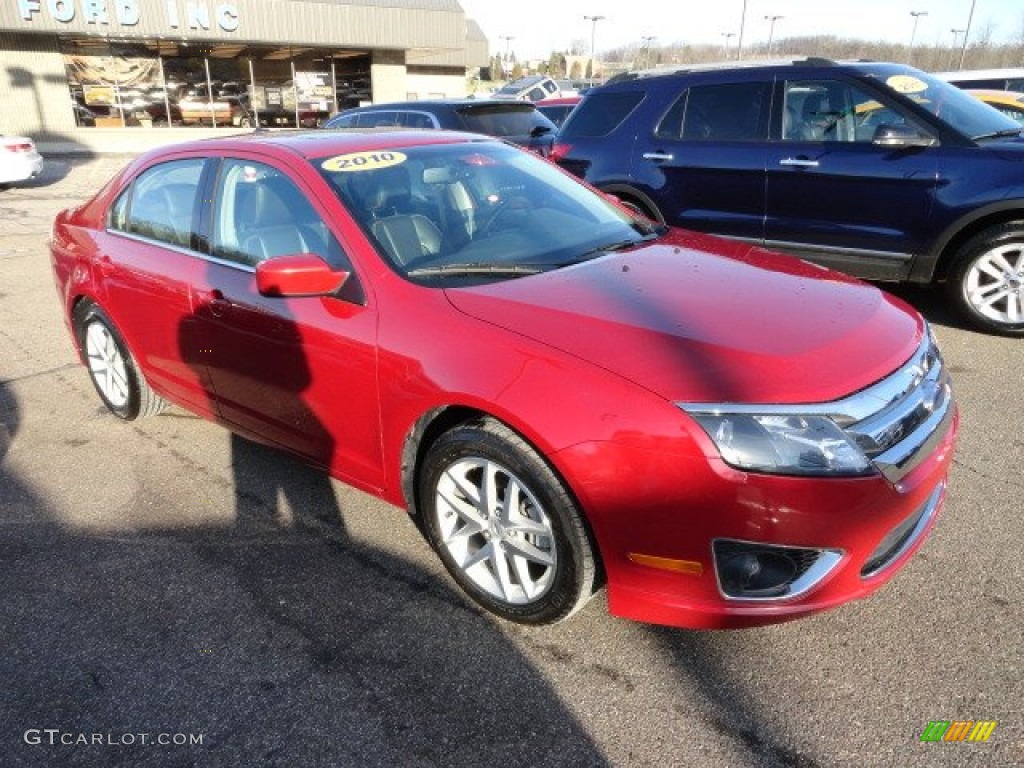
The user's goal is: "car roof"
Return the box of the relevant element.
[338,99,538,111]
[537,97,581,106]
[602,57,903,86]
[132,128,497,163]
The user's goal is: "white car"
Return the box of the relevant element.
[0,136,44,185]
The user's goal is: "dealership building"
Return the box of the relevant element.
[0,0,489,151]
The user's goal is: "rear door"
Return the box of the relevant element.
[99,156,211,412]
[629,77,772,241]
[763,76,940,280]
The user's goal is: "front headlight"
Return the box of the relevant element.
[681,410,873,477]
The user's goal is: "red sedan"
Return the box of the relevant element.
[50,131,957,628]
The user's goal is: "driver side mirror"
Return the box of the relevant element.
[256,254,348,297]
[872,124,937,148]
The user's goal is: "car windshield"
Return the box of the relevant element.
[862,65,1021,140]
[315,142,658,284]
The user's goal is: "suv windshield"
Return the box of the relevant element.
[862,65,1021,140]
[316,142,656,284]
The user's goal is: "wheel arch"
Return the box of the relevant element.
[597,183,666,224]
[399,404,607,584]
[919,202,1024,283]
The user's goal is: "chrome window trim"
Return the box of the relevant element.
[711,540,845,602]
[105,229,257,273]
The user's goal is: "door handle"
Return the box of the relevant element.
[197,288,229,317]
[642,152,674,162]
[779,157,820,168]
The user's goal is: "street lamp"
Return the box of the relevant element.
[736,0,748,60]
[584,15,606,87]
[765,15,783,56]
[908,11,928,63]
[959,0,977,70]
[949,28,965,68]
[499,35,514,77]
[721,32,736,59]
[641,35,656,70]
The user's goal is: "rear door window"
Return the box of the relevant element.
[560,91,645,137]
[656,82,771,141]
[112,158,205,248]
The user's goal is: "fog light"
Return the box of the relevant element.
[719,551,797,598]
[713,540,843,601]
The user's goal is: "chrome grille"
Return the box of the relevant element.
[841,332,954,483]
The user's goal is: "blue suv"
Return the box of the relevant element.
[552,58,1024,335]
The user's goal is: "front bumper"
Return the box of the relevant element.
[556,405,957,630]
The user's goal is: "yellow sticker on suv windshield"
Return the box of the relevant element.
[886,75,928,94]
[322,151,407,172]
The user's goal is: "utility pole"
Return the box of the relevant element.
[765,15,783,56]
[584,15,606,87]
[958,0,977,70]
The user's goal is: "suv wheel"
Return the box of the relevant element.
[946,222,1024,336]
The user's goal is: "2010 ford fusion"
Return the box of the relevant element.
[50,130,958,628]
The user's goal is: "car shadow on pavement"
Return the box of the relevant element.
[0,375,610,767]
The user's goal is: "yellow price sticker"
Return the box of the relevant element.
[322,151,407,172]
[886,75,928,94]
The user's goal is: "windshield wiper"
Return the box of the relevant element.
[572,232,661,261]
[972,128,1022,141]
[407,263,545,277]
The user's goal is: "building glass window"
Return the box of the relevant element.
[59,39,371,129]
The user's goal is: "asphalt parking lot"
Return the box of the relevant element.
[1,155,1021,768]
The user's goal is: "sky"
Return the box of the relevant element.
[457,0,1023,61]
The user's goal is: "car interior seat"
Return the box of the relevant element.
[238,175,321,264]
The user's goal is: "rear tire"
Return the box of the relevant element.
[419,418,596,625]
[73,301,167,420]
[945,222,1024,336]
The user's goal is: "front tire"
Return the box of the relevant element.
[73,302,167,420]
[946,222,1024,335]
[419,418,596,625]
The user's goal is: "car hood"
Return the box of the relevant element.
[444,232,924,404]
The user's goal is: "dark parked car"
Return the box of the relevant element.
[552,58,1024,335]
[324,99,557,156]
[50,130,956,629]
[536,96,581,127]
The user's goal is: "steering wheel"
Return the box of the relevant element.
[478,196,533,236]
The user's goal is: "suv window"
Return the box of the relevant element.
[561,91,645,137]
[113,158,204,248]
[656,82,770,141]
[783,79,928,143]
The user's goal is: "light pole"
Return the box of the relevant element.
[499,35,514,78]
[958,0,977,70]
[949,28,965,69]
[736,0,748,60]
[584,15,606,87]
[765,14,783,56]
[721,32,736,59]
[908,11,928,63]
[641,35,656,70]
